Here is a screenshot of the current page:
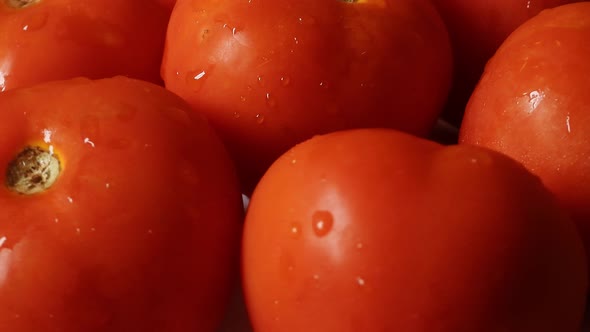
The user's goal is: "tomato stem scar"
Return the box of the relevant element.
[5,146,61,195]
[5,0,40,9]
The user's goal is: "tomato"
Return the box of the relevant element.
[0,0,170,92]
[162,0,452,193]
[459,2,590,273]
[0,76,243,332]
[242,128,587,332]
[156,0,177,11]
[431,0,581,125]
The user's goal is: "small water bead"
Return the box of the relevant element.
[311,210,333,237]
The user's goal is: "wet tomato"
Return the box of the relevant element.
[0,76,243,332]
[459,2,590,273]
[431,0,581,125]
[243,128,587,332]
[162,0,452,193]
[0,0,170,92]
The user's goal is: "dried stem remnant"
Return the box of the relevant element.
[6,146,61,195]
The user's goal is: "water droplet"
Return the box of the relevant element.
[83,137,96,148]
[255,113,265,124]
[233,111,241,119]
[280,76,291,86]
[22,11,48,32]
[297,15,316,25]
[356,276,366,286]
[566,114,572,133]
[185,69,210,92]
[312,210,333,237]
[240,95,247,102]
[293,37,299,45]
[257,75,265,87]
[526,90,544,113]
[290,159,297,165]
[265,92,277,108]
[319,81,329,89]
[289,222,301,238]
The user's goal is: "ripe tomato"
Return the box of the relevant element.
[156,0,177,11]
[0,77,243,331]
[162,0,452,193]
[459,2,590,270]
[0,0,170,92]
[242,128,587,332]
[431,0,581,125]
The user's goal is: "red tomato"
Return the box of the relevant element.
[156,0,177,11]
[162,0,452,193]
[242,128,587,332]
[459,2,590,270]
[0,0,170,91]
[0,77,243,332]
[431,0,581,125]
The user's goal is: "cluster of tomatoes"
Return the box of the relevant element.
[0,0,589,331]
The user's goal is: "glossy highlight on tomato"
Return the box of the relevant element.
[0,76,243,332]
[243,128,587,332]
[162,0,452,193]
[0,0,170,92]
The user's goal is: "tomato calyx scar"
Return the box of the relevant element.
[5,0,40,9]
[5,146,61,195]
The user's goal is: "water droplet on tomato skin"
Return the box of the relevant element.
[257,75,265,87]
[297,15,316,25]
[312,210,333,237]
[280,76,291,86]
[185,69,209,92]
[21,11,49,32]
[356,276,366,287]
[255,113,265,124]
[289,222,301,238]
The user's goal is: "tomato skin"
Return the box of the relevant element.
[459,3,590,270]
[162,0,452,193]
[0,0,170,91]
[0,77,243,332]
[242,128,587,332]
[431,0,581,125]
